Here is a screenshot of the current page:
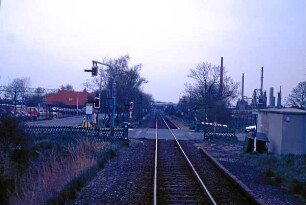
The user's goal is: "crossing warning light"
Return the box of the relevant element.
[94,97,100,109]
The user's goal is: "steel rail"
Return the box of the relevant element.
[153,117,158,205]
[160,114,218,205]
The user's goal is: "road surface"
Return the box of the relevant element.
[26,115,84,126]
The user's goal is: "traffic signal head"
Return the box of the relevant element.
[130,102,133,110]
[94,97,100,109]
[92,66,98,76]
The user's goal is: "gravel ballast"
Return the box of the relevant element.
[71,139,155,205]
[69,133,305,204]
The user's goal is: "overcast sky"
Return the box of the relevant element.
[0,0,305,103]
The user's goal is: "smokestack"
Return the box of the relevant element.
[260,67,264,96]
[277,86,282,108]
[241,73,244,101]
[220,57,224,96]
[269,87,275,107]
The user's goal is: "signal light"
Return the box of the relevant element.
[130,102,133,110]
[92,66,98,76]
[94,97,100,109]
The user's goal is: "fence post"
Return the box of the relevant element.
[203,123,206,140]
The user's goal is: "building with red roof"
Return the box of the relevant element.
[46,91,95,108]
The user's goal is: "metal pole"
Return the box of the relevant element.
[242,73,244,101]
[260,67,264,96]
[96,68,103,126]
[254,113,258,152]
[220,57,223,96]
[111,69,116,131]
[76,93,79,115]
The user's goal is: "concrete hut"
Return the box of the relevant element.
[256,108,306,155]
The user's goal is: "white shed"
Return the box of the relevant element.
[256,108,306,155]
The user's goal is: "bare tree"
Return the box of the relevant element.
[286,81,306,109]
[186,62,238,123]
[188,62,238,102]
[59,84,74,91]
[25,87,45,107]
[7,78,30,106]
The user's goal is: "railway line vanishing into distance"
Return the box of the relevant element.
[29,113,263,204]
[153,113,260,205]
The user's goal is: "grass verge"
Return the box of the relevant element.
[243,153,306,199]
[1,131,126,205]
[46,147,117,205]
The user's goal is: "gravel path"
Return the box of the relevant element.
[26,115,84,126]
[70,139,155,205]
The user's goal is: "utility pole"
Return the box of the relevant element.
[111,69,116,131]
[219,57,224,96]
[203,79,207,139]
[241,73,244,101]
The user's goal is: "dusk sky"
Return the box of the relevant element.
[0,0,305,103]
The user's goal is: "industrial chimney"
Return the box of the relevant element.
[260,67,264,96]
[220,57,224,96]
[269,87,275,107]
[277,86,282,108]
[241,73,244,101]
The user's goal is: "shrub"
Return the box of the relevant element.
[302,184,306,199]
[0,117,35,204]
[285,154,295,166]
[266,168,274,177]
[275,176,283,184]
[290,179,303,194]
[0,117,33,165]
[0,175,9,204]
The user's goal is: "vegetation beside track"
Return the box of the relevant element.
[0,116,126,205]
[243,153,306,199]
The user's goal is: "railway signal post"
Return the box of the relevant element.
[86,60,117,135]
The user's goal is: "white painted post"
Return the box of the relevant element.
[253,136,257,152]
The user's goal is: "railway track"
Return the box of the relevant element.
[154,114,216,204]
[153,113,260,205]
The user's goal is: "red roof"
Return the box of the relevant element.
[46,91,95,107]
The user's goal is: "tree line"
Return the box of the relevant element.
[1,56,304,125]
